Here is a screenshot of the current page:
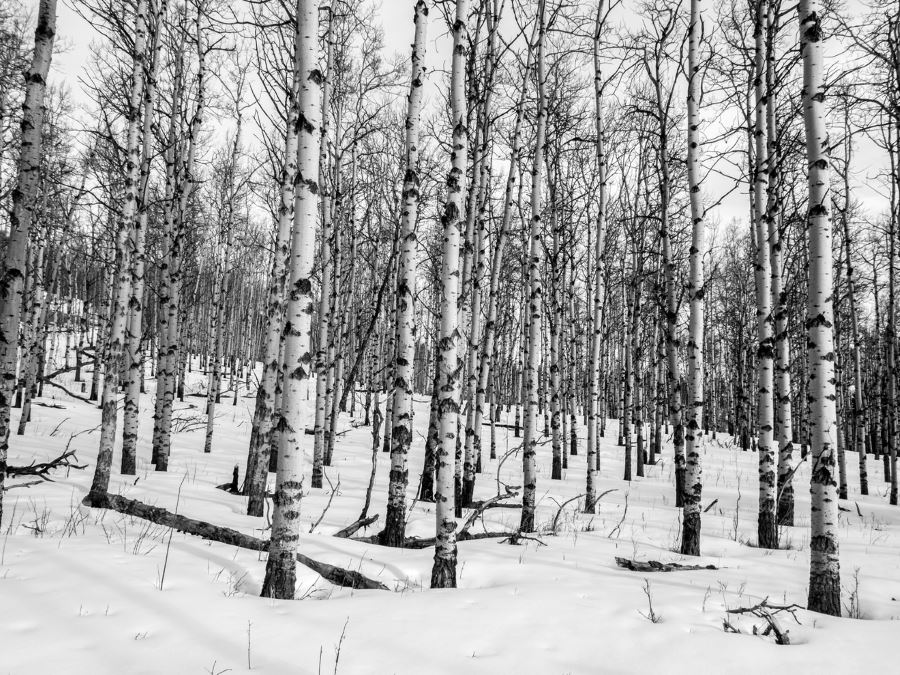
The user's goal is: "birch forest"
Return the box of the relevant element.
[2,0,900,671]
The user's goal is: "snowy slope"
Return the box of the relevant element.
[2,365,898,674]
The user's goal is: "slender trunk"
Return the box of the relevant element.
[312,8,334,490]
[261,0,320,599]
[768,1,794,525]
[122,1,164,475]
[520,1,547,534]
[87,0,148,502]
[800,0,841,616]
[754,0,777,549]
[245,34,302,516]
[382,0,427,547]
[431,0,469,589]
[0,0,56,517]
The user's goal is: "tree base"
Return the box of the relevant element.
[681,510,701,556]
[380,510,406,548]
[261,550,296,599]
[430,554,457,589]
[551,456,562,480]
[808,569,841,616]
[758,512,777,549]
[519,508,535,533]
[675,466,685,508]
[777,487,794,527]
[461,477,475,507]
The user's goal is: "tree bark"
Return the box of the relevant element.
[800,0,841,616]
[261,0,321,600]
[520,0,547,535]
[382,0,428,548]
[682,0,706,557]
[431,0,469,589]
[0,0,56,520]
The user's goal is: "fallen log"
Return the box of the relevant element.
[33,401,66,409]
[82,492,389,591]
[355,529,515,550]
[615,557,720,573]
[44,379,94,403]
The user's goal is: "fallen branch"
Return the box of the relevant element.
[704,498,719,513]
[461,489,520,538]
[33,401,66,409]
[615,557,720,573]
[551,493,585,533]
[499,532,547,546]
[356,529,515,550]
[43,379,94,403]
[584,488,617,515]
[608,491,629,539]
[7,449,85,480]
[334,514,380,539]
[309,474,341,534]
[725,598,801,645]
[1,479,43,492]
[82,492,389,591]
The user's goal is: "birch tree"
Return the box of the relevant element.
[261,0,321,599]
[0,0,55,519]
[681,0,705,556]
[122,0,165,475]
[86,0,149,503]
[245,2,302,518]
[432,0,468,589]
[521,0,547,534]
[800,0,840,616]
[382,0,427,548]
[753,0,777,550]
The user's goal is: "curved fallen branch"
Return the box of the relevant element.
[44,379,94,403]
[82,492,389,591]
[461,489,520,537]
[352,490,521,549]
[7,449,86,480]
[335,514,379,539]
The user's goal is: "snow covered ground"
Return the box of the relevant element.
[2,365,898,674]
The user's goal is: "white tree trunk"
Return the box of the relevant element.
[520,0,547,534]
[586,4,609,512]
[472,35,532,502]
[204,120,242,455]
[0,0,56,516]
[122,0,165,475]
[432,0,469,589]
[753,0,777,550]
[767,3,794,525]
[153,12,205,472]
[681,0,706,556]
[800,0,840,616]
[245,21,303,517]
[312,7,334,490]
[462,1,500,505]
[87,0,148,502]
[382,0,428,548]
[261,0,321,599]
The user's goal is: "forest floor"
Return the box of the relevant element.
[2,365,899,674]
